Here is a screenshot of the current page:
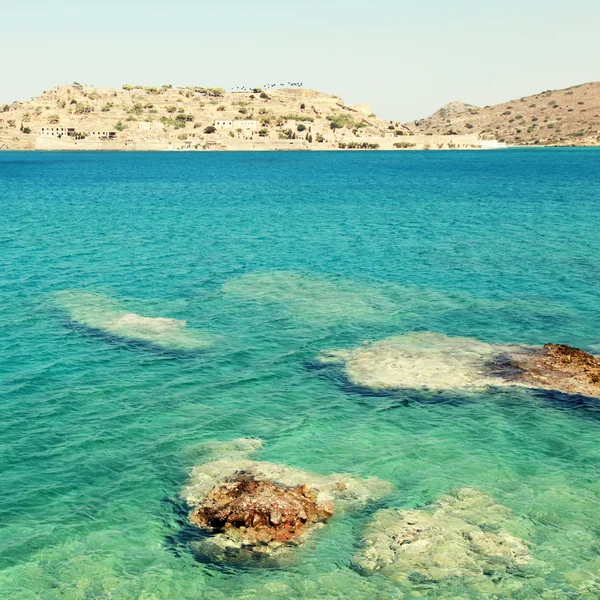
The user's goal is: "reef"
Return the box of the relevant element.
[221,271,397,323]
[55,291,216,351]
[318,332,600,398]
[181,439,392,561]
[317,332,513,392]
[354,488,532,583]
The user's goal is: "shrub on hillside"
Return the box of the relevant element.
[328,113,359,130]
[281,114,314,122]
[74,103,94,114]
[204,126,216,134]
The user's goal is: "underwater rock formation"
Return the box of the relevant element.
[317,332,513,392]
[318,332,600,398]
[189,472,334,547]
[354,488,532,583]
[181,439,392,561]
[55,291,216,351]
[222,271,397,323]
[496,343,600,398]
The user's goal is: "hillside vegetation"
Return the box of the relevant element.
[407,82,600,146]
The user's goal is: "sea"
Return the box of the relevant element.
[1,148,600,599]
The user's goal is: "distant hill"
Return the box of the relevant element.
[3,81,599,150]
[406,82,600,146]
[0,83,399,150]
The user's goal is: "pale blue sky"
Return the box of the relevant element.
[2,0,599,120]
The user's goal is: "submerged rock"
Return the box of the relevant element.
[181,439,392,562]
[55,291,216,351]
[354,488,532,583]
[317,332,514,392]
[189,472,334,547]
[222,271,397,323]
[318,332,600,398]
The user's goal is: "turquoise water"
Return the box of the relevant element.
[1,149,600,599]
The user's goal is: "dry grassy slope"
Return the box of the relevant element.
[407,82,600,146]
[0,84,395,149]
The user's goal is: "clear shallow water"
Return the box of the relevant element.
[1,149,600,599]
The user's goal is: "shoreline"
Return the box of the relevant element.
[2,144,598,152]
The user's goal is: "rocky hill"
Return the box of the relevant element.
[0,83,407,151]
[406,82,600,146]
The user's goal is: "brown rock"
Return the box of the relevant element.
[497,343,600,398]
[189,472,334,547]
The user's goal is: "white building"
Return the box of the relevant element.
[39,126,72,137]
[215,120,233,129]
[235,120,258,131]
[40,126,116,139]
[86,130,117,139]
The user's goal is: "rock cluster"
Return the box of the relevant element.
[354,488,532,583]
[189,472,334,546]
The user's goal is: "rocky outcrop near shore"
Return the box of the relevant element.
[189,473,334,547]
[318,332,600,398]
[181,439,392,562]
[496,343,600,398]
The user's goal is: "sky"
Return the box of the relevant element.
[2,0,599,121]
